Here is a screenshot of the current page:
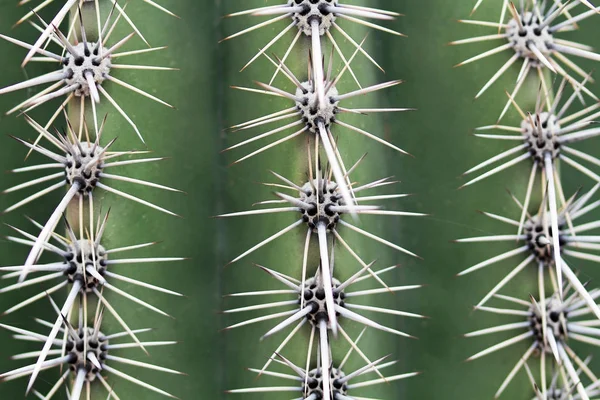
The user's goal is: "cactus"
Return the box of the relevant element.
[0,1,600,400]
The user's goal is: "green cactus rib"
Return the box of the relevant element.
[219,1,417,399]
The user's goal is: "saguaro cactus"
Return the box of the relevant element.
[0,1,600,400]
[455,1,600,399]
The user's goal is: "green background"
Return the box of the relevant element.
[0,0,600,399]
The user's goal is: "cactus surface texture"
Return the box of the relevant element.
[0,1,600,400]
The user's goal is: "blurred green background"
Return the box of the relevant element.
[0,0,600,399]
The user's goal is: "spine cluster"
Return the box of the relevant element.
[454,1,600,398]
[0,1,184,399]
[222,2,423,399]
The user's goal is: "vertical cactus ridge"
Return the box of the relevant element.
[0,0,188,398]
[453,1,600,399]
[219,1,421,400]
